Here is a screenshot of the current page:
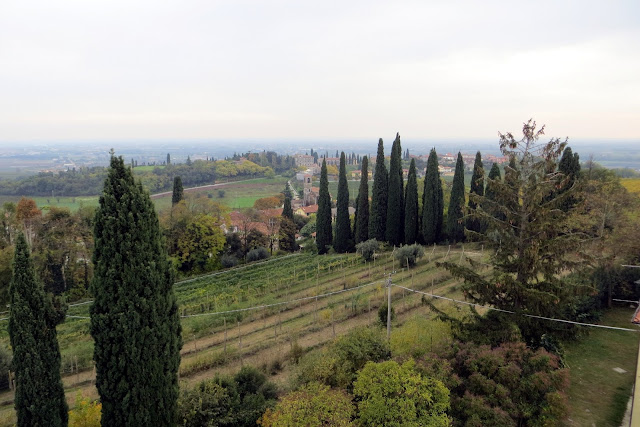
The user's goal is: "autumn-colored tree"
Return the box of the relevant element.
[177,214,226,272]
[254,196,282,210]
[353,359,450,427]
[258,382,354,427]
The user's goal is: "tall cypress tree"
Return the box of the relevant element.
[404,158,419,244]
[557,146,581,211]
[90,155,182,426]
[316,159,332,254]
[282,196,293,220]
[485,162,502,201]
[355,156,370,243]
[9,233,68,427]
[334,152,353,253]
[386,133,404,246]
[369,139,388,241]
[422,148,443,244]
[172,176,184,205]
[467,151,485,234]
[447,152,466,243]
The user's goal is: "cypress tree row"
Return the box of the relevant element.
[422,148,443,244]
[355,156,370,243]
[334,152,353,253]
[316,159,333,254]
[90,155,182,426]
[282,196,293,220]
[467,151,485,234]
[386,133,404,246]
[9,233,68,427]
[369,139,388,241]
[447,152,466,243]
[172,176,184,205]
[404,158,419,244]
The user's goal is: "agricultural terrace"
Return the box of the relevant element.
[0,243,636,425]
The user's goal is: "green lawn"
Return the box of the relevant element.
[564,307,639,426]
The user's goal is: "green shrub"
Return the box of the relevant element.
[247,247,270,262]
[395,244,425,267]
[356,239,379,262]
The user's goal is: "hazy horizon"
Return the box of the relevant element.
[1,1,638,142]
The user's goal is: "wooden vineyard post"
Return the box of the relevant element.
[386,275,392,341]
[238,320,243,365]
[368,298,372,324]
[331,309,336,339]
[224,317,227,353]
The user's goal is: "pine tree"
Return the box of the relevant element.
[467,151,485,235]
[404,158,419,244]
[9,233,68,427]
[316,159,333,254]
[386,133,404,246]
[172,176,184,206]
[441,120,584,342]
[90,155,182,426]
[167,153,171,165]
[334,152,353,253]
[421,148,443,244]
[355,156,370,243]
[282,196,293,220]
[447,152,466,243]
[369,139,388,241]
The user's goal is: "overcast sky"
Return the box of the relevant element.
[1,0,638,143]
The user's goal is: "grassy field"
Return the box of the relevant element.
[0,176,291,213]
[564,307,639,426]
[621,178,640,194]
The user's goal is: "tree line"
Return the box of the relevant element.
[0,157,275,197]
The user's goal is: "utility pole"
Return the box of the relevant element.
[623,264,640,427]
[386,274,392,340]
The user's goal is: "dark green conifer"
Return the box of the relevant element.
[421,149,443,244]
[355,156,370,243]
[334,152,353,253]
[485,163,501,200]
[557,146,581,211]
[316,159,332,254]
[282,196,293,220]
[467,151,485,234]
[369,139,388,241]
[447,152,466,243]
[386,133,404,246]
[404,158,419,244]
[166,153,171,165]
[90,155,182,426]
[278,217,297,252]
[9,233,68,427]
[172,176,184,205]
